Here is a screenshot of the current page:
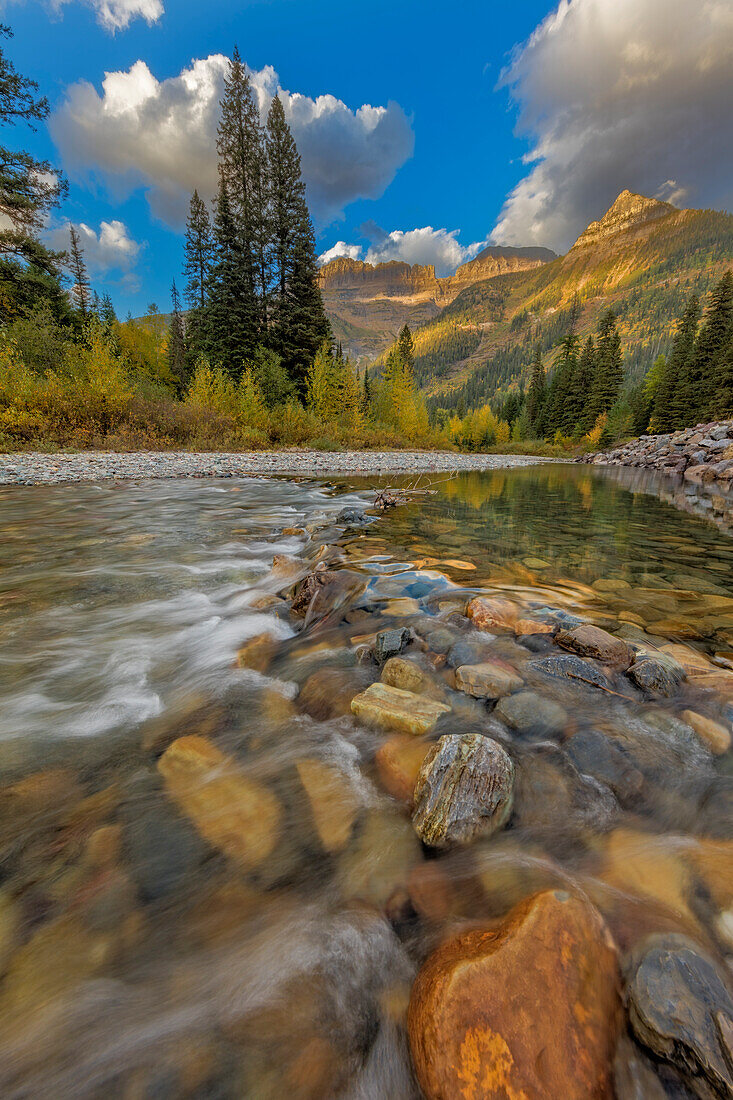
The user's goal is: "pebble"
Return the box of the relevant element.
[0,450,557,485]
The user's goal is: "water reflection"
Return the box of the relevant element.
[0,467,730,1099]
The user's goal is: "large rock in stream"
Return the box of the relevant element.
[411,733,514,848]
[627,934,733,1099]
[557,624,634,670]
[408,889,621,1100]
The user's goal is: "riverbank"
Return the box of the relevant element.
[0,449,557,485]
[582,418,733,487]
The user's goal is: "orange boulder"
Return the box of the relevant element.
[408,889,621,1100]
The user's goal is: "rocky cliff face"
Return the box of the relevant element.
[319,246,556,357]
[570,190,676,250]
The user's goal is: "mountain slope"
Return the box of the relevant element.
[318,246,556,359]
[406,192,733,410]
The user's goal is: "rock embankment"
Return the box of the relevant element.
[582,420,733,486]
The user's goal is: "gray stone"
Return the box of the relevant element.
[494,690,567,739]
[337,506,370,526]
[566,728,644,803]
[412,733,514,848]
[628,934,733,1099]
[556,624,633,670]
[531,654,615,693]
[446,634,495,668]
[627,654,685,697]
[455,661,523,700]
[374,627,411,663]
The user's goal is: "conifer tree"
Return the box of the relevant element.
[265,94,329,390]
[526,347,546,436]
[590,310,623,419]
[694,272,733,419]
[183,190,214,358]
[546,331,578,436]
[167,280,187,392]
[715,332,733,419]
[571,336,596,433]
[207,179,258,374]
[361,365,372,421]
[397,324,415,375]
[68,224,90,318]
[217,47,268,333]
[654,296,700,429]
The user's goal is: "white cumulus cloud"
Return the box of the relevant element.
[319,226,488,276]
[13,0,165,32]
[51,55,414,227]
[491,0,733,251]
[46,218,141,274]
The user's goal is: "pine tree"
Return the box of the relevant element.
[655,296,700,429]
[207,178,259,374]
[217,47,268,334]
[573,336,596,433]
[361,365,372,421]
[590,310,623,419]
[167,280,187,392]
[397,324,415,376]
[183,190,214,358]
[68,224,90,317]
[715,331,733,419]
[526,347,546,436]
[265,95,330,390]
[694,272,733,420]
[545,331,578,436]
[0,25,66,275]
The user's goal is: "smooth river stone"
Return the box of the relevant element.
[158,735,282,871]
[556,624,633,670]
[455,661,523,699]
[408,889,621,1100]
[412,733,514,848]
[532,654,615,692]
[465,596,519,631]
[375,736,432,804]
[494,690,567,738]
[681,710,731,755]
[626,654,686,697]
[296,759,359,854]
[627,934,733,1099]
[350,682,450,735]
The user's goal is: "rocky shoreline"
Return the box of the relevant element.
[0,449,554,485]
[581,419,733,487]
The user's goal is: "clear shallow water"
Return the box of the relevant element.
[0,466,731,1098]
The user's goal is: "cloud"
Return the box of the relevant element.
[491,0,733,251]
[45,218,141,274]
[51,56,414,227]
[319,225,488,275]
[11,0,164,31]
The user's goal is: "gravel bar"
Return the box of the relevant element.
[0,450,558,485]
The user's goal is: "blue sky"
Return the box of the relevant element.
[5,0,733,317]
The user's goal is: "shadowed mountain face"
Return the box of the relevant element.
[318,246,557,359]
[379,191,733,406]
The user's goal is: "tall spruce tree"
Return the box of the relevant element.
[693,271,733,420]
[183,190,214,358]
[217,47,268,334]
[715,330,733,419]
[68,224,90,317]
[590,310,623,418]
[654,294,700,429]
[546,331,578,436]
[526,347,546,436]
[573,336,597,433]
[207,178,258,374]
[397,324,415,376]
[167,280,187,392]
[265,94,329,390]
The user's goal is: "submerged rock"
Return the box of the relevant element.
[375,627,411,663]
[375,736,432,805]
[158,736,282,871]
[381,656,440,697]
[681,710,731,755]
[512,741,618,842]
[627,654,686,697]
[407,889,621,1100]
[494,690,567,739]
[627,934,733,1099]
[557,624,633,670]
[532,654,616,692]
[351,682,450,735]
[296,759,360,854]
[465,596,518,631]
[454,660,523,700]
[337,506,369,526]
[411,733,514,848]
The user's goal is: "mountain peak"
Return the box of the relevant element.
[571,189,677,249]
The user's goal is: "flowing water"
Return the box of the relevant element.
[0,465,731,1098]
